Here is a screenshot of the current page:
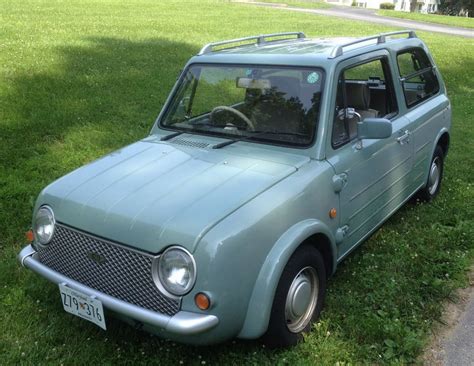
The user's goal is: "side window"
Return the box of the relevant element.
[397,48,440,108]
[332,58,398,148]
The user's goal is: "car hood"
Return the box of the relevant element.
[39,136,310,253]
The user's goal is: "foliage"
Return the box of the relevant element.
[379,2,395,9]
[1,0,473,365]
[439,0,473,17]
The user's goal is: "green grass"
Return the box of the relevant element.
[254,0,330,9]
[378,10,474,29]
[1,0,473,364]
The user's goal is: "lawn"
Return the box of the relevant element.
[378,9,474,29]
[1,0,473,364]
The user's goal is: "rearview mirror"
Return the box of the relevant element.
[236,77,271,90]
[357,118,392,140]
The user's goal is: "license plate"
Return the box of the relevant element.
[59,284,106,330]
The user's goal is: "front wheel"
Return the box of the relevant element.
[262,245,326,348]
[417,145,444,201]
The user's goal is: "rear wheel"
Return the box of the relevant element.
[262,245,326,348]
[417,145,444,201]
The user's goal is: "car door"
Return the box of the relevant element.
[326,51,415,260]
[395,47,450,189]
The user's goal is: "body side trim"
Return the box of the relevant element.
[337,180,424,263]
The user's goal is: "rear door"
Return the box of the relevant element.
[326,51,415,260]
[395,47,450,189]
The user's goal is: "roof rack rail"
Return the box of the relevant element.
[198,32,306,55]
[329,30,417,59]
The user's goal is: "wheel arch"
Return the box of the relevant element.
[237,219,336,339]
[422,128,450,185]
[437,130,450,157]
[302,232,334,279]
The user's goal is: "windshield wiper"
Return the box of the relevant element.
[189,120,231,129]
[160,121,231,143]
[160,131,183,141]
[212,130,307,149]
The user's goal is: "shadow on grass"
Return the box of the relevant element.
[1,37,196,165]
[0,37,196,242]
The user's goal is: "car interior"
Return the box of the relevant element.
[332,59,398,147]
[241,75,321,135]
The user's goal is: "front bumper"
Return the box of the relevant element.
[18,245,219,335]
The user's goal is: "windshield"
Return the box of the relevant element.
[160,64,324,147]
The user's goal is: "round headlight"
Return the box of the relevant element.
[157,246,196,296]
[33,206,55,245]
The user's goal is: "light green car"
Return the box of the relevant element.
[18,31,450,347]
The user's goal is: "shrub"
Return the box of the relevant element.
[380,2,395,9]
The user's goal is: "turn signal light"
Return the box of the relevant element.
[25,229,34,242]
[195,292,210,310]
[329,208,337,219]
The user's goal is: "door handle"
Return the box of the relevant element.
[397,130,410,145]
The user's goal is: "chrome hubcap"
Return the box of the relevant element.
[428,157,440,195]
[285,266,319,333]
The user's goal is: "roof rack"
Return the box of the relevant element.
[329,30,417,59]
[198,32,306,55]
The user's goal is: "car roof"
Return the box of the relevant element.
[190,31,424,68]
[206,37,351,56]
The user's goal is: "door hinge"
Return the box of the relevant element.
[335,225,349,244]
[332,173,348,193]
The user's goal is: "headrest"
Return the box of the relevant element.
[346,83,370,110]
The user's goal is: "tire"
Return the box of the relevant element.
[417,145,444,202]
[262,245,326,348]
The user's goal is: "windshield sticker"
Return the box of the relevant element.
[307,72,320,84]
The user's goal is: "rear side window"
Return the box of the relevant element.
[397,48,439,108]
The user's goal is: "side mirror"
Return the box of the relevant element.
[357,118,392,140]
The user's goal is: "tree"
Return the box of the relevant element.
[439,0,473,17]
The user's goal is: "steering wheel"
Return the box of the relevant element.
[210,106,255,131]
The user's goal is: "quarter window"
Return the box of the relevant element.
[397,48,439,108]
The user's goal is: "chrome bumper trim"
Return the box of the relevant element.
[18,245,218,335]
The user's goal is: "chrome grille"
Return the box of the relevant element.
[38,224,180,316]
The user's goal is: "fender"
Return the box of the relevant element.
[237,219,336,339]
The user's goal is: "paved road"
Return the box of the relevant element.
[441,282,474,365]
[236,1,474,38]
